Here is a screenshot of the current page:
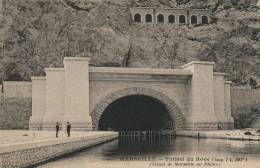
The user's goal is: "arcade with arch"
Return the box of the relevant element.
[131,7,211,25]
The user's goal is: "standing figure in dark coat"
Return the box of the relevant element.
[66,122,71,137]
[56,122,60,138]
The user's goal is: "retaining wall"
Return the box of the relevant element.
[0,132,118,168]
[2,81,32,99]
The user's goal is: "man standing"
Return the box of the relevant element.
[56,122,59,138]
[66,122,71,137]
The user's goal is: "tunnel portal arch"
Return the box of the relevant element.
[91,87,185,131]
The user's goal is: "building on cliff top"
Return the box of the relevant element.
[130,7,212,25]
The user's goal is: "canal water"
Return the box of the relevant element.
[38,136,260,168]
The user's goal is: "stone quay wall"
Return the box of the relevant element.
[0,132,118,168]
[176,130,260,141]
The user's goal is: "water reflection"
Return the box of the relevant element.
[38,136,260,168]
[116,134,176,155]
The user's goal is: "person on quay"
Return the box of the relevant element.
[66,122,71,137]
[56,122,60,138]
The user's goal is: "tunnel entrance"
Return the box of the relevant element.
[98,95,173,131]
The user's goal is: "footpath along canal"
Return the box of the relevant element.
[0,131,118,168]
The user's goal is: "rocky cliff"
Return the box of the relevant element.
[0,0,260,86]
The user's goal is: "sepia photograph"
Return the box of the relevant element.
[0,0,260,167]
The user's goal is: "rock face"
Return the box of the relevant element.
[0,0,260,86]
[0,98,31,129]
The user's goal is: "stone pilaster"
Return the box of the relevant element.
[63,57,92,131]
[224,81,234,129]
[181,61,218,130]
[29,77,46,130]
[42,68,65,130]
[213,73,229,129]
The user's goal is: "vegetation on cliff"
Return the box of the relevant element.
[0,0,259,87]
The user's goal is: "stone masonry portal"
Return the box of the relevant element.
[29,56,234,131]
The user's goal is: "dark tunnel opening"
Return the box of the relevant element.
[98,95,174,131]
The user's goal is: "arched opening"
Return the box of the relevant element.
[98,95,173,131]
[191,15,198,25]
[179,15,186,24]
[168,15,175,23]
[91,87,185,131]
[134,13,141,22]
[157,14,164,23]
[145,14,153,22]
[202,16,209,24]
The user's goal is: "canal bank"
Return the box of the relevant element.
[0,131,118,168]
[176,129,260,141]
